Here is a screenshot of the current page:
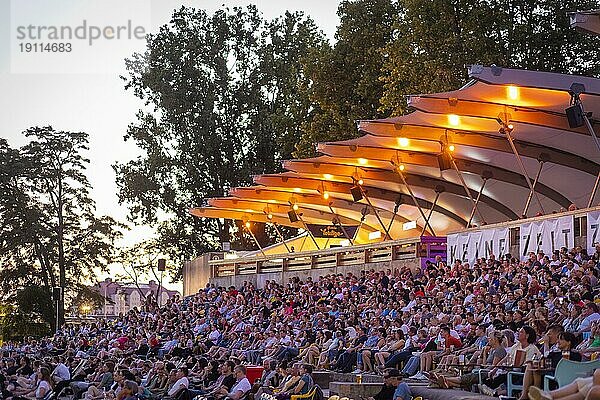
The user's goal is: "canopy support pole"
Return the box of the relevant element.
[523,161,545,217]
[297,213,320,250]
[356,214,366,237]
[583,110,600,207]
[271,222,291,253]
[421,190,441,236]
[576,95,600,207]
[503,128,546,215]
[387,199,401,234]
[448,155,487,225]
[589,173,600,208]
[245,225,267,258]
[359,186,393,240]
[467,178,488,228]
[396,169,436,236]
[327,204,354,245]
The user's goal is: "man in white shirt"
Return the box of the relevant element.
[226,365,251,400]
[167,367,190,397]
[52,359,71,383]
[577,303,600,335]
[51,357,72,394]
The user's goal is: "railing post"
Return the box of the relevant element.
[282,257,288,272]
[364,248,370,264]
[233,263,239,276]
[256,261,262,275]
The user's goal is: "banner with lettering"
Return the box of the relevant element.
[305,224,359,239]
[447,227,509,265]
[587,210,600,251]
[519,215,573,259]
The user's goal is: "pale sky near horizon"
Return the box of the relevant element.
[0,0,341,290]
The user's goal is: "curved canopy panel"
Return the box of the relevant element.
[228,186,430,234]
[254,172,509,224]
[282,158,510,223]
[359,66,600,216]
[207,197,380,232]
[313,144,572,208]
[191,66,600,250]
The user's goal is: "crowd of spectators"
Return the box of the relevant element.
[1,244,600,400]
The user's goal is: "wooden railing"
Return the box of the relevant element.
[209,236,446,278]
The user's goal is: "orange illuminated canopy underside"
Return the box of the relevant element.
[190,65,600,244]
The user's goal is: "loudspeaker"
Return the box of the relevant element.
[566,104,585,128]
[52,287,62,299]
[288,210,299,223]
[350,186,363,202]
[158,258,166,271]
[437,153,453,171]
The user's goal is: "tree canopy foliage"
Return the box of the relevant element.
[115,6,325,260]
[294,0,400,157]
[380,0,600,113]
[116,0,600,259]
[0,128,122,329]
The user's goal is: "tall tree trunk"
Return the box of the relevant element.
[34,239,56,332]
[57,175,66,330]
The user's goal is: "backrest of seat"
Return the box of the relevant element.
[175,388,193,400]
[312,384,324,400]
[43,390,55,400]
[555,359,600,387]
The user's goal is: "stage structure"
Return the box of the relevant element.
[190,66,599,254]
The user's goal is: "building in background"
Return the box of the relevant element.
[94,278,180,316]
[570,9,600,35]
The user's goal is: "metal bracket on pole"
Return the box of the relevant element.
[421,186,443,235]
[386,197,402,234]
[500,122,545,215]
[358,186,393,240]
[394,166,436,236]
[327,204,354,245]
[467,172,491,228]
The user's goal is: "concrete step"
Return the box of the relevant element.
[410,386,497,400]
[328,382,382,398]
[313,371,384,388]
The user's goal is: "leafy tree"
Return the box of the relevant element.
[294,0,400,157]
[0,128,122,329]
[115,6,323,262]
[70,285,107,315]
[114,240,176,299]
[380,0,600,113]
